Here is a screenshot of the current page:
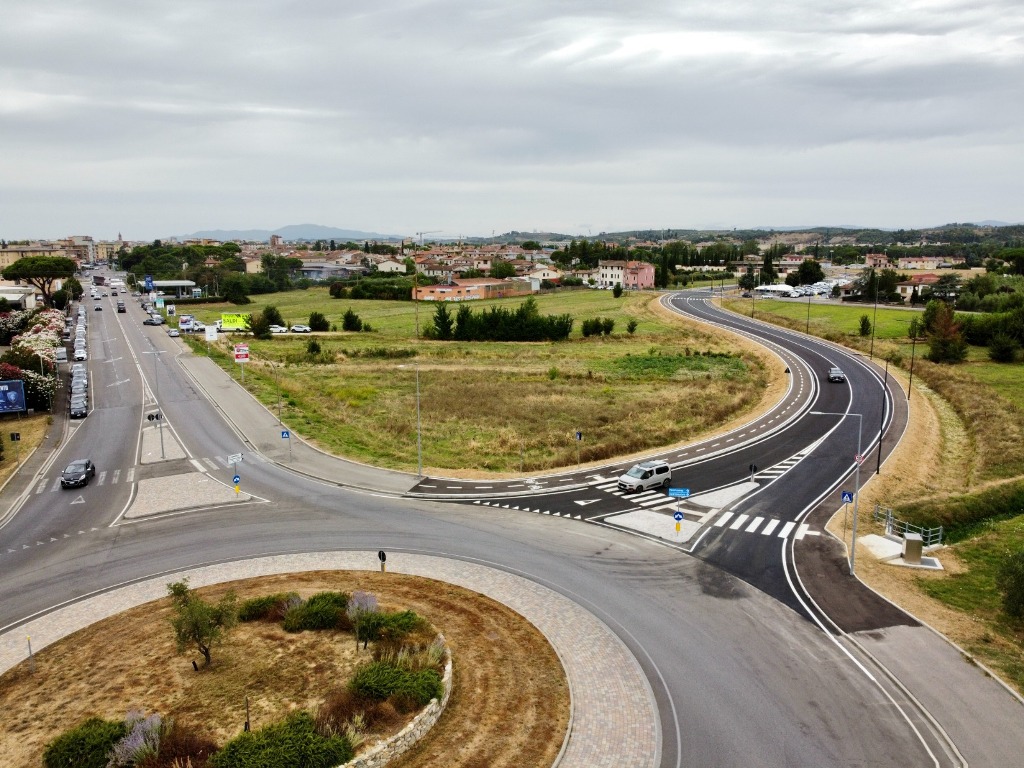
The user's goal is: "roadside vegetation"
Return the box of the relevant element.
[0,573,568,768]
[184,290,770,474]
[724,293,1024,692]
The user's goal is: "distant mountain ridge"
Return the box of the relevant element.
[175,224,398,242]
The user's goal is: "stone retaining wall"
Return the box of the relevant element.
[342,635,453,768]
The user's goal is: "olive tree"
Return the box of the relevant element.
[167,579,238,667]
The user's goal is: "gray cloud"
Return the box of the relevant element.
[1,0,1021,238]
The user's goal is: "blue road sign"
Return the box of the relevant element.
[233,474,240,485]
[842,491,854,504]
[281,430,290,439]
[668,487,691,498]
[674,511,684,522]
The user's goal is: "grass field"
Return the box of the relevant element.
[184,290,770,473]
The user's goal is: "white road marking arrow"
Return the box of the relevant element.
[574,499,601,506]
[70,496,85,505]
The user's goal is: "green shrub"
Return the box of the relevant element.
[308,311,330,332]
[43,717,128,768]
[210,711,352,768]
[239,592,299,622]
[349,661,443,707]
[283,591,349,632]
[897,479,1024,541]
[355,609,425,645]
[997,550,1024,619]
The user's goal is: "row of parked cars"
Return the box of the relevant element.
[67,303,91,419]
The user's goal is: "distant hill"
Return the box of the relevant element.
[175,224,399,242]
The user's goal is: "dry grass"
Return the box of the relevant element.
[195,293,775,474]
[0,413,52,487]
[0,572,568,768]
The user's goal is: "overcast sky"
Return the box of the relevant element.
[2,1,1021,241]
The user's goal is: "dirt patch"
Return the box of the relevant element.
[0,572,569,768]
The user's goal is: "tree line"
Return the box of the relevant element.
[424,297,573,342]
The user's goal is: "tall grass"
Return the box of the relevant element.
[184,292,769,473]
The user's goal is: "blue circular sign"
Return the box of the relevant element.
[233,475,240,484]
[674,511,684,521]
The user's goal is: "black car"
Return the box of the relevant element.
[95,305,103,311]
[69,400,88,419]
[60,459,96,488]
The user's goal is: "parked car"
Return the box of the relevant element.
[269,325,288,334]
[60,459,96,488]
[290,324,312,333]
[192,321,206,332]
[143,316,164,326]
[617,459,672,492]
[74,350,88,361]
[69,400,89,419]
[828,367,846,383]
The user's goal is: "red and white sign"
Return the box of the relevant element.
[234,343,250,363]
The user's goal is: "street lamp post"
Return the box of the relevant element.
[869,270,879,359]
[142,349,165,459]
[805,290,812,335]
[398,363,423,476]
[811,410,864,575]
[876,359,888,475]
[907,328,918,402]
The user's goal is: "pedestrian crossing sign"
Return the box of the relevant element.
[842,491,854,504]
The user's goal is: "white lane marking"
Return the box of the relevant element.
[761,519,781,536]
[745,516,764,533]
[112,469,120,484]
[190,459,208,473]
[126,468,135,483]
[729,514,749,530]
[778,521,796,538]
[97,471,107,486]
[714,512,733,527]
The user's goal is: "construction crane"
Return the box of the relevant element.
[416,230,441,246]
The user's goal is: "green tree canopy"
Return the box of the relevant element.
[167,579,238,666]
[491,260,516,279]
[2,256,77,305]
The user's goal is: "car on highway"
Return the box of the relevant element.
[269,325,288,334]
[60,459,96,489]
[94,305,103,311]
[290,324,312,333]
[167,328,180,337]
[142,316,164,326]
[828,367,847,383]
[617,459,672,492]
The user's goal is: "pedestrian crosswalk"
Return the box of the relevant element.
[712,511,816,540]
[37,453,269,493]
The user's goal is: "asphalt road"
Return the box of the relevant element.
[1,283,1021,767]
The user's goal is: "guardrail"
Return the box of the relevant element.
[873,504,944,547]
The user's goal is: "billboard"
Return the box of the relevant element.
[0,380,27,413]
[219,313,251,332]
[144,274,154,292]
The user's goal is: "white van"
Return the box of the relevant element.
[617,460,672,492]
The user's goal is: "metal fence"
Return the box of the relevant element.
[873,504,944,546]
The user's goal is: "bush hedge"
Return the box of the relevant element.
[896,478,1024,542]
[349,661,443,709]
[43,717,128,768]
[283,591,350,632]
[238,592,299,622]
[210,711,352,768]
